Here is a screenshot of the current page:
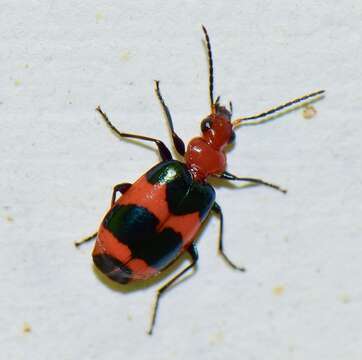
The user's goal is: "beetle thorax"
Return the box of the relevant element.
[185,137,226,181]
[185,111,234,181]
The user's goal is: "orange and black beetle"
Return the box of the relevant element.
[76,26,324,334]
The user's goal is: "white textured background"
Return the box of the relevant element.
[1,1,361,359]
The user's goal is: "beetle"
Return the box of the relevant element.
[76,26,324,334]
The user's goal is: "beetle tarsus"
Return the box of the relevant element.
[75,232,98,247]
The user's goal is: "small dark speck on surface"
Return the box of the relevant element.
[273,285,285,296]
[303,105,317,119]
[5,215,14,223]
[23,322,31,334]
[339,293,351,304]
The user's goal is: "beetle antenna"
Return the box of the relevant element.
[232,90,325,127]
[202,25,215,113]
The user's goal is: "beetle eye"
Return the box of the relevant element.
[228,130,236,144]
[201,118,212,132]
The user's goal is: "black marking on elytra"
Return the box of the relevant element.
[103,204,183,270]
[146,160,188,185]
[166,176,215,220]
[146,160,215,219]
[171,181,215,220]
[103,204,160,245]
[131,227,183,270]
[93,253,132,284]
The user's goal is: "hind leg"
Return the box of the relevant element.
[148,245,198,335]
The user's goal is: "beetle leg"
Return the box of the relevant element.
[96,106,173,161]
[111,182,132,206]
[218,171,287,194]
[75,183,131,247]
[154,80,186,157]
[148,245,198,335]
[212,202,246,272]
[75,232,97,247]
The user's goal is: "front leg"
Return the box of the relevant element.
[96,106,173,161]
[218,171,287,194]
[154,81,186,157]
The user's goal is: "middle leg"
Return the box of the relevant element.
[75,182,131,247]
[111,182,132,206]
